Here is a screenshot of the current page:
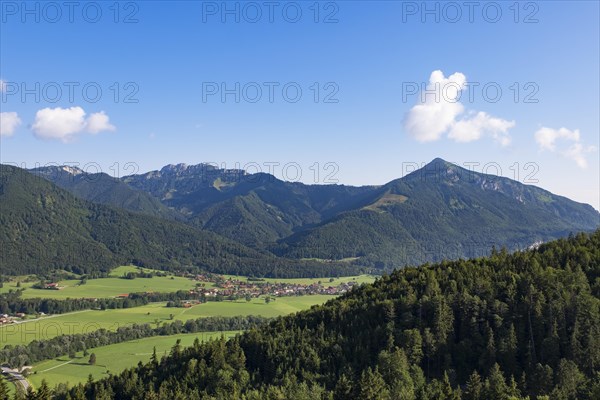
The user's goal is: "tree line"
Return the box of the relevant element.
[0,290,207,316]
[0,315,269,370]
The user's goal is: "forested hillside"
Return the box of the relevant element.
[34,160,599,268]
[53,230,600,399]
[0,165,359,278]
[122,164,378,248]
[278,159,600,267]
[29,166,182,221]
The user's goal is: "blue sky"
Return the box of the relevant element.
[1,1,598,209]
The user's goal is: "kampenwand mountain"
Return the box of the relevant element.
[0,165,358,277]
[31,158,599,269]
[29,165,182,221]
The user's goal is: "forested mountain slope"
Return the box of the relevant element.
[0,165,357,277]
[30,166,182,221]
[123,164,378,248]
[31,159,600,269]
[279,158,600,267]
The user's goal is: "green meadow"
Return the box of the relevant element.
[28,331,239,389]
[0,295,335,347]
[1,266,206,300]
[0,266,372,300]
[221,274,377,287]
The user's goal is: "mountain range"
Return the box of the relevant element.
[0,164,355,277]
[14,157,597,275]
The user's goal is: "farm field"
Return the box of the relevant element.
[1,267,203,300]
[0,295,335,346]
[28,331,239,389]
[221,274,377,287]
[0,278,36,294]
[0,266,372,299]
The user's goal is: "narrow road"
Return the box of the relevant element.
[39,360,72,373]
[1,366,31,391]
[3,309,92,326]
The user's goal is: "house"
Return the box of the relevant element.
[44,283,61,290]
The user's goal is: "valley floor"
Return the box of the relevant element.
[27,331,239,389]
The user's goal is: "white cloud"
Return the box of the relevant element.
[535,127,596,169]
[0,112,22,137]
[449,111,515,146]
[86,111,116,134]
[404,70,466,142]
[534,127,580,151]
[403,70,515,146]
[31,107,116,142]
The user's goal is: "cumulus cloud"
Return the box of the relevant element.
[0,112,22,137]
[31,107,115,142]
[404,70,515,146]
[86,111,116,134]
[449,111,515,146]
[404,70,466,142]
[535,127,596,169]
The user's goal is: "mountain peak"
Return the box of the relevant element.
[401,158,462,183]
[161,163,189,173]
[61,165,84,175]
[428,157,448,165]
[29,164,85,179]
[424,157,455,169]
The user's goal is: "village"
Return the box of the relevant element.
[181,274,359,305]
[0,312,27,326]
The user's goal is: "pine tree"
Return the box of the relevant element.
[480,325,496,371]
[552,359,584,399]
[35,380,51,400]
[377,348,414,399]
[464,370,483,400]
[507,376,521,398]
[441,371,454,399]
[150,346,158,367]
[500,323,518,376]
[358,367,390,400]
[70,384,86,400]
[333,374,354,400]
[484,363,510,400]
[402,329,423,365]
[529,363,553,396]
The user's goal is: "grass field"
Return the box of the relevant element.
[0,295,335,347]
[1,267,203,300]
[0,279,36,294]
[222,274,377,287]
[0,266,373,299]
[28,331,239,389]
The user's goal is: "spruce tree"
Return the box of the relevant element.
[464,370,483,400]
